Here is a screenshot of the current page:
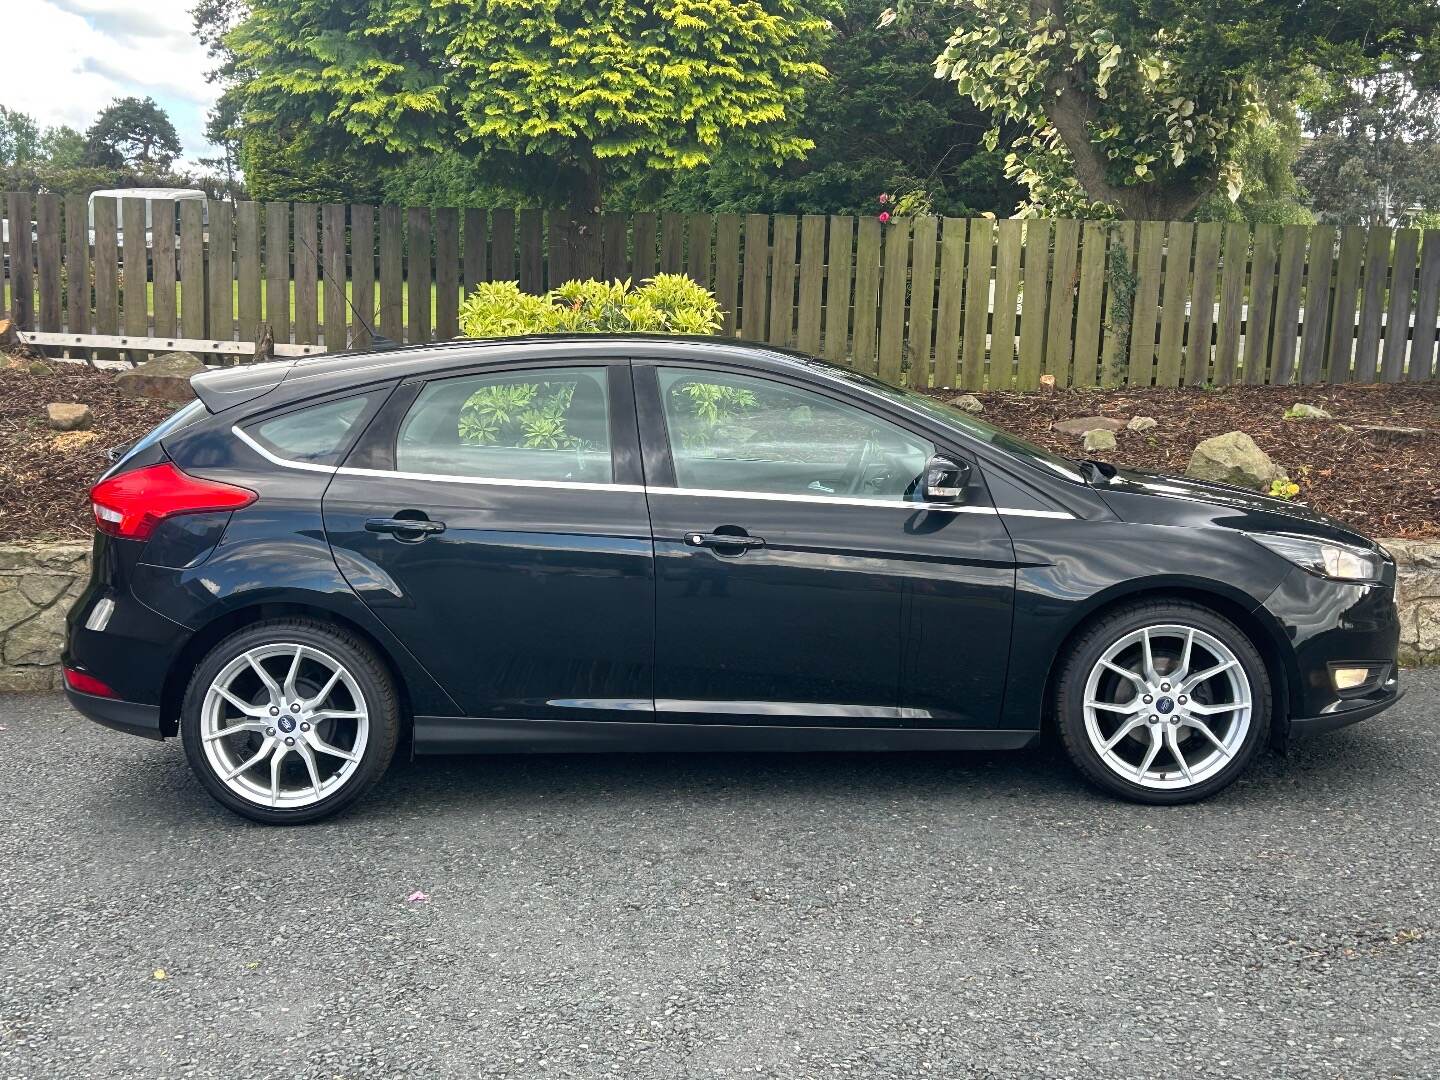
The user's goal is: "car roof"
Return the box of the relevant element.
[192,334,832,413]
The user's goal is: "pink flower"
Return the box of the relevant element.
[878,193,890,204]
[878,211,891,223]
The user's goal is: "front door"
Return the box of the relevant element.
[322,359,654,721]
[636,362,1016,728]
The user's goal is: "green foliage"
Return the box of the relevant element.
[1192,100,1314,224]
[0,106,41,167]
[226,0,831,207]
[1269,478,1301,500]
[459,381,584,449]
[83,97,183,171]
[623,0,1022,217]
[1103,241,1137,380]
[458,275,724,339]
[927,0,1436,220]
[239,124,385,204]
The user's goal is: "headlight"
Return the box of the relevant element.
[1247,533,1380,582]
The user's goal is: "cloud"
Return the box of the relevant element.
[9,0,220,165]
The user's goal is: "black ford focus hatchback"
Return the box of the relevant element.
[63,336,1402,823]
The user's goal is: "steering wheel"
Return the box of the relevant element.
[844,436,880,496]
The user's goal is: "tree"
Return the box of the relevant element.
[224,0,830,209]
[1296,71,1440,225]
[631,0,1024,216]
[927,0,1436,219]
[84,97,183,171]
[39,126,86,170]
[0,106,41,167]
[1191,100,1312,224]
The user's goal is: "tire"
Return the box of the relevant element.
[1054,599,1272,805]
[181,618,400,824]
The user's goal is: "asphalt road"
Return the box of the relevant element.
[1,674,1437,1080]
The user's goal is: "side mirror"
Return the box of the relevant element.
[923,455,971,502]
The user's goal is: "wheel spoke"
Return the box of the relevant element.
[1101,715,1146,752]
[1184,699,1243,716]
[1135,726,1162,779]
[1164,724,1193,783]
[294,741,324,800]
[307,709,364,723]
[212,685,268,718]
[221,737,275,781]
[1086,698,1140,715]
[1183,718,1231,757]
[1176,628,1195,683]
[246,652,282,703]
[305,667,343,710]
[1141,628,1159,683]
[304,730,360,762]
[283,645,304,700]
[1100,660,1147,690]
[1182,659,1236,693]
[203,720,268,742]
[269,744,289,807]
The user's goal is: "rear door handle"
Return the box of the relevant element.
[366,516,446,536]
[684,531,764,551]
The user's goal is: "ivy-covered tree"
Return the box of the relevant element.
[925,0,1437,218]
[226,0,831,210]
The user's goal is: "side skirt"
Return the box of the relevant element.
[412,716,1039,755]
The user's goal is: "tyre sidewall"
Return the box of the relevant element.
[181,620,399,825]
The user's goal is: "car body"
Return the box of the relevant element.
[62,335,1403,821]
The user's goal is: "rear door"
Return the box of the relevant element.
[322,357,654,721]
[635,361,1017,728]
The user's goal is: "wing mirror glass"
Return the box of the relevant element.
[923,455,971,502]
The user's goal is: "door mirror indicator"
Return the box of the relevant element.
[923,456,970,502]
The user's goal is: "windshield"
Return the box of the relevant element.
[806,363,1086,482]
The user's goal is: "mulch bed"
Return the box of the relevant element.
[920,383,1440,539]
[1,358,1438,541]
[0,361,174,543]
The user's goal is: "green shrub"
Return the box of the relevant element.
[458,274,723,339]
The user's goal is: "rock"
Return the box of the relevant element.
[3,603,67,667]
[1054,415,1126,436]
[27,360,55,376]
[19,574,74,607]
[1126,415,1158,432]
[0,580,37,635]
[1186,431,1287,491]
[1285,403,1332,420]
[950,394,984,413]
[115,351,206,402]
[45,403,92,431]
[0,668,60,692]
[1083,429,1117,452]
[51,431,100,453]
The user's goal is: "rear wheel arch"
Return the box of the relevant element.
[1038,584,1295,743]
[160,601,414,740]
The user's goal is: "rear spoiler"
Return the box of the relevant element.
[190,359,300,413]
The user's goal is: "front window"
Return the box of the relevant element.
[396,367,613,483]
[657,367,934,502]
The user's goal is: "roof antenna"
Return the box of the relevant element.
[290,214,393,352]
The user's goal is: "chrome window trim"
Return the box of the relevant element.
[232,425,1074,516]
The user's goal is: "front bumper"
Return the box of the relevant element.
[65,686,165,740]
[1288,677,1403,738]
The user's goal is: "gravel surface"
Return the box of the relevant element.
[1,677,1437,1080]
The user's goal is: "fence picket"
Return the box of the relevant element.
[878,218,911,383]
[713,214,741,336]
[1326,226,1365,381]
[178,200,205,340]
[990,219,1022,389]
[1298,225,1335,385]
[1186,222,1222,385]
[1100,222,1135,387]
[1243,224,1279,384]
[768,214,798,348]
[1127,221,1164,386]
[520,209,544,291]
[1410,231,1440,382]
[490,209,516,282]
[152,201,176,338]
[1155,221,1193,386]
[907,216,940,389]
[350,205,374,348]
[264,202,290,343]
[661,213,684,274]
[64,195,89,338]
[323,204,347,350]
[1380,228,1419,382]
[795,214,826,356]
[1073,221,1107,387]
[686,213,712,286]
[1015,220,1050,391]
[236,201,262,346]
[434,207,459,340]
[741,214,770,343]
[35,194,61,333]
[6,193,33,329]
[631,213,656,280]
[961,218,993,390]
[1213,224,1248,385]
[851,216,883,374]
[823,215,855,363]
[377,205,402,343]
[293,202,318,344]
[464,208,488,295]
[1353,226,1391,382]
[123,198,149,340]
[1269,224,1308,385]
[1045,220,1080,386]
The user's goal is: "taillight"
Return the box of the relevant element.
[90,462,256,540]
[64,667,117,697]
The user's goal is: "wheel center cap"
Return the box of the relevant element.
[1155,696,1175,714]
[278,715,297,733]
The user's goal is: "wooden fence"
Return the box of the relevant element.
[3,192,1438,387]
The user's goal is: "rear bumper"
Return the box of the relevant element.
[65,687,165,740]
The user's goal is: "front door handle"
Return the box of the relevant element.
[684,531,765,552]
[366,516,446,538]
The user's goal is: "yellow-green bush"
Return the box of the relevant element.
[458,274,723,339]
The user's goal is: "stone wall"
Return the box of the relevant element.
[0,543,92,691]
[1,537,1437,693]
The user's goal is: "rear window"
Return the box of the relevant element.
[245,393,381,466]
[121,399,208,464]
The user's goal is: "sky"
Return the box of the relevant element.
[10,0,222,169]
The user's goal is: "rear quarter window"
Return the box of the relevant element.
[244,392,383,466]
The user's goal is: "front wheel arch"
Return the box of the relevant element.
[1037,585,1294,747]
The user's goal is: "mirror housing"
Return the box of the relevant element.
[923,455,970,502]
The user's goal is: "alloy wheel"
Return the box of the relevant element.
[199,643,370,809]
[1081,623,1252,791]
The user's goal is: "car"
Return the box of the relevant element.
[62,335,1403,823]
